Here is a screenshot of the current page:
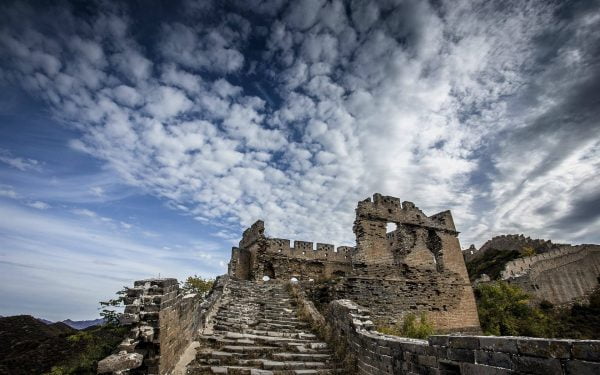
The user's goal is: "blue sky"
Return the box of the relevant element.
[0,0,599,320]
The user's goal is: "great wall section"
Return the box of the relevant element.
[465,234,600,305]
[97,194,600,375]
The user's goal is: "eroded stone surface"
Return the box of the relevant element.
[97,352,143,373]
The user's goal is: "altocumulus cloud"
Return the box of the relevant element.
[1,0,599,248]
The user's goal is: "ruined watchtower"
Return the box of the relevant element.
[228,193,480,333]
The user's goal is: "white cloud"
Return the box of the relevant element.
[27,201,50,210]
[0,0,598,253]
[144,86,193,119]
[0,186,18,199]
[72,208,97,218]
[0,149,40,171]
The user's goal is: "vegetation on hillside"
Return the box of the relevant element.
[44,325,128,375]
[466,248,521,281]
[376,312,435,339]
[475,281,600,339]
[0,315,125,375]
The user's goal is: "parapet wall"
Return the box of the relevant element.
[98,277,226,375]
[327,299,600,374]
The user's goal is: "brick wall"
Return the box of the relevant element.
[327,299,600,375]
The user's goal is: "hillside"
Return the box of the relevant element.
[0,315,125,375]
[465,234,562,281]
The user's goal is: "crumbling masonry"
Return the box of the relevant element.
[228,194,480,333]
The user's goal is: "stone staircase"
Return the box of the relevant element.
[186,279,342,375]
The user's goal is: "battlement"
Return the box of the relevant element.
[266,238,354,262]
[239,220,265,248]
[356,193,457,232]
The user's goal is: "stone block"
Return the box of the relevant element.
[475,350,511,369]
[517,338,571,359]
[446,348,475,362]
[511,355,562,374]
[429,335,449,346]
[97,352,143,373]
[448,335,480,350]
[459,363,514,375]
[417,354,438,367]
[479,337,518,354]
[572,341,600,361]
[566,359,600,375]
[119,313,139,325]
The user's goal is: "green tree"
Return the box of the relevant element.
[522,246,536,257]
[99,287,127,326]
[180,275,214,297]
[475,281,556,337]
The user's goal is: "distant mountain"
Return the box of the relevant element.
[0,315,124,375]
[62,318,105,330]
[0,315,77,375]
[37,317,105,329]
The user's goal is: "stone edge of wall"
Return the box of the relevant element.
[327,298,600,375]
[97,276,228,375]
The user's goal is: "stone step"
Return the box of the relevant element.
[188,281,340,374]
[272,353,332,362]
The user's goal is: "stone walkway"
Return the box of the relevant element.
[186,279,342,374]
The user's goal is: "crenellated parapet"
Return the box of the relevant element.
[265,238,354,262]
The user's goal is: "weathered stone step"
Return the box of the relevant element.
[221,345,280,354]
[272,353,331,362]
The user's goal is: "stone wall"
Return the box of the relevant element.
[327,299,600,375]
[501,245,600,304]
[98,277,226,375]
[228,220,355,281]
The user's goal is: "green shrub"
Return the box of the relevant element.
[180,275,214,297]
[475,282,556,337]
[377,312,435,339]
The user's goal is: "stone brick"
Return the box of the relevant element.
[572,341,600,361]
[97,352,143,373]
[448,335,480,350]
[475,350,512,369]
[459,362,514,375]
[446,348,475,363]
[517,338,571,359]
[479,337,518,354]
[511,355,562,374]
[566,359,600,375]
[429,335,449,346]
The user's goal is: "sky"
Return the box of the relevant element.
[0,0,599,320]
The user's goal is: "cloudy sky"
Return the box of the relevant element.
[0,0,599,320]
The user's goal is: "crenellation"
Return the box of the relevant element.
[294,240,313,252]
[316,243,334,252]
